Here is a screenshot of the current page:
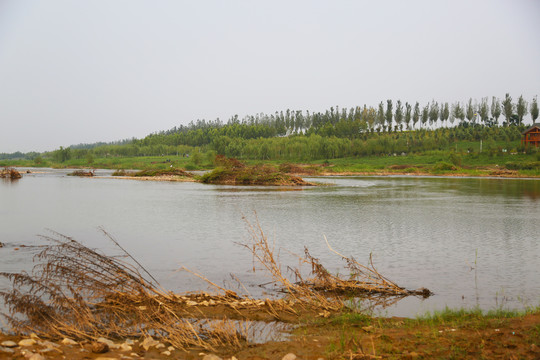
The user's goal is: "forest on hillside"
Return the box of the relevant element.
[2,94,539,163]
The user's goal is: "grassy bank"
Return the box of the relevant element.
[277,306,540,359]
[3,150,540,178]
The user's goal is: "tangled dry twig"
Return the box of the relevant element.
[0,231,248,352]
[238,214,431,311]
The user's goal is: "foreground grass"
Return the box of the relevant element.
[279,306,540,359]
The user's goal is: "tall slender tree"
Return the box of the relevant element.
[516,95,528,125]
[385,100,393,131]
[377,102,385,131]
[421,104,429,128]
[466,98,475,123]
[412,102,420,129]
[479,97,490,124]
[394,100,403,131]
[364,106,377,131]
[452,102,465,123]
[429,100,439,126]
[449,105,456,125]
[530,96,539,124]
[491,97,502,125]
[502,93,514,125]
[440,102,450,126]
[405,102,412,130]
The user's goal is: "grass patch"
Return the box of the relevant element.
[132,168,192,177]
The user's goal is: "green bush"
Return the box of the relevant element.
[199,167,229,183]
[449,153,462,167]
[433,162,457,171]
[505,161,540,170]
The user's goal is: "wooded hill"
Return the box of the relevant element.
[2,94,539,163]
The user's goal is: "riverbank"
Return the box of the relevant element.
[1,308,539,359]
[3,149,540,178]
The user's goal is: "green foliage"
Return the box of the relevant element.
[505,161,540,170]
[516,95,528,125]
[190,151,202,166]
[7,95,539,173]
[433,161,457,171]
[52,146,71,163]
[531,96,539,123]
[33,156,44,165]
[449,153,462,167]
[502,93,514,125]
[86,153,94,164]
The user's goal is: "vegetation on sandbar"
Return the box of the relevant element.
[199,156,313,186]
[0,167,22,179]
[67,169,95,177]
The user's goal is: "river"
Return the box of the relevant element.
[1,168,539,317]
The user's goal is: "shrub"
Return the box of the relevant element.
[433,162,457,171]
[449,153,462,167]
[504,161,540,170]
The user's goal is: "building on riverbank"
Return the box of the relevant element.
[521,123,540,147]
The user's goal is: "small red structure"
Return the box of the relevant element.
[522,123,540,147]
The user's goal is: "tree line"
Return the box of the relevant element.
[47,125,525,163]
[3,94,537,163]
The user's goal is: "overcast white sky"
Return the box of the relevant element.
[0,0,539,153]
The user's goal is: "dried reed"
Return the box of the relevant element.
[0,167,22,179]
[239,214,431,313]
[0,231,247,352]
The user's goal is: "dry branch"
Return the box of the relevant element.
[239,214,431,311]
[0,231,248,352]
[0,167,22,179]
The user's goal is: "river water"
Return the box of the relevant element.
[1,168,539,317]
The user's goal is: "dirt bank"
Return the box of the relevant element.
[1,311,539,360]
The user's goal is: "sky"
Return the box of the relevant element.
[0,0,539,153]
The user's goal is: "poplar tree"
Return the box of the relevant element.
[421,104,429,128]
[364,106,377,131]
[452,102,465,123]
[531,96,539,124]
[491,97,502,125]
[412,102,420,129]
[466,98,475,123]
[502,93,514,125]
[479,97,490,124]
[377,102,385,131]
[441,102,450,126]
[394,100,403,131]
[385,100,393,131]
[429,101,439,126]
[516,95,528,125]
[405,102,412,129]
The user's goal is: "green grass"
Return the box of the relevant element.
[3,145,539,177]
[314,305,538,330]
[410,306,535,330]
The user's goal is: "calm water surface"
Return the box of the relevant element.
[1,168,539,317]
